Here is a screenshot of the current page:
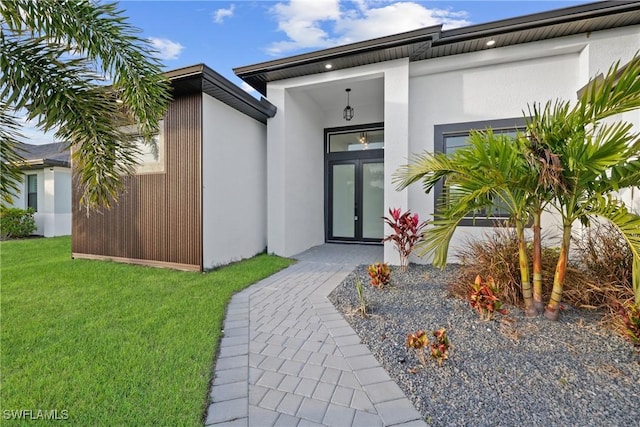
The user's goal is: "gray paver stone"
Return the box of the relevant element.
[215,367,248,386]
[322,403,356,426]
[259,389,286,411]
[205,397,248,425]
[375,398,423,426]
[210,381,247,402]
[273,413,301,427]
[296,398,329,424]
[311,381,335,402]
[248,405,279,427]
[364,380,407,404]
[276,393,304,416]
[352,410,384,427]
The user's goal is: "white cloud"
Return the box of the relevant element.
[267,0,470,55]
[213,4,235,24]
[148,37,184,61]
[241,82,257,94]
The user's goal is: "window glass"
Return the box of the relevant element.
[121,121,165,174]
[436,118,526,225]
[329,129,384,152]
[27,174,37,211]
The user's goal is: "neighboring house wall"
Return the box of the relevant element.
[10,167,72,237]
[201,93,267,268]
[72,93,203,270]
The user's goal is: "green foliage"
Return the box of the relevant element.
[0,206,36,239]
[396,53,640,320]
[0,236,293,425]
[368,262,391,288]
[469,275,509,321]
[354,278,368,316]
[382,207,427,271]
[0,0,171,211]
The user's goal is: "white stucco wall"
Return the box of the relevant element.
[9,167,71,237]
[202,93,267,269]
[266,86,326,257]
[263,25,639,264]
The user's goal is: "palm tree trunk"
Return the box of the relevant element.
[531,210,545,314]
[545,223,572,321]
[516,221,533,313]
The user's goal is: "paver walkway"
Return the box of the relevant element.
[205,244,427,427]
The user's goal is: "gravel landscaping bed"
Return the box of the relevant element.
[328,264,640,427]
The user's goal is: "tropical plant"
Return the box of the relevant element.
[614,301,640,347]
[526,54,640,319]
[368,262,391,288]
[406,329,429,367]
[382,207,427,271]
[354,278,368,316]
[395,53,640,320]
[430,328,450,366]
[469,275,508,321]
[394,129,538,314]
[0,0,171,210]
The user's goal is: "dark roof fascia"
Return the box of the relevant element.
[165,64,276,124]
[435,0,640,46]
[19,159,70,170]
[233,25,442,78]
[234,0,640,94]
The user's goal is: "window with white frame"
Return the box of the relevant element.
[121,120,165,174]
[27,174,37,211]
[434,117,527,226]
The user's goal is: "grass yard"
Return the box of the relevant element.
[0,236,293,425]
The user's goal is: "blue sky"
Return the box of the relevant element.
[122,0,593,92]
[29,0,595,144]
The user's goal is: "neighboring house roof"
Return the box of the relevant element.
[235,0,640,95]
[16,142,70,169]
[165,63,277,124]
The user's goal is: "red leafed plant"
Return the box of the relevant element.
[368,262,391,288]
[615,301,640,347]
[382,208,427,271]
[469,275,509,321]
[406,330,429,367]
[430,328,450,366]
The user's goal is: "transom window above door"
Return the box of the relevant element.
[328,129,384,152]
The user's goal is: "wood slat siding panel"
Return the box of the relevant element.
[72,93,203,270]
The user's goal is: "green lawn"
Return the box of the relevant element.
[0,236,292,425]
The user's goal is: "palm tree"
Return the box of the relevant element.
[1,0,170,210]
[394,129,538,313]
[527,54,640,319]
[395,53,640,319]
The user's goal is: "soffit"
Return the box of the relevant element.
[235,1,640,96]
[167,64,276,124]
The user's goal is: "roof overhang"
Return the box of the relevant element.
[235,0,640,96]
[19,159,70,170]
[165,64,276,124]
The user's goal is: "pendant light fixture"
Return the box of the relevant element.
[343,88,354,121]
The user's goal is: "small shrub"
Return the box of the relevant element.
[451,226,581,308]
[469,275,508,321]
[0,207,36,240]
[368,262,391,289]
[614,302,640,347]
[566,222,634,309]
[383,208,427,271]
[406,330,429,367]
[354,279,368,317]
[430,328,450,366]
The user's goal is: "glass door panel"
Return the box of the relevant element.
[331,163,355,238]
[362,162,384,240]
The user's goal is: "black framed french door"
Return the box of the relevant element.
[327,157,384,243]
[325,123,384,243]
